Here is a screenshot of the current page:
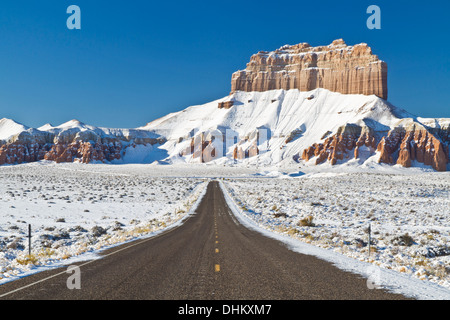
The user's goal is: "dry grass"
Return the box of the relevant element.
[16,254,39,266]
[297,215,315,227]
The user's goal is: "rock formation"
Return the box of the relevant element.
[375,122,448,172]
[231,39,388,100]
[0,120,165,165]
[42,140,123,164]
[300,120,449,172]
[0,39,448,172]
[218,101,234,109]
[179,129,261,162]
[301,124,377,166]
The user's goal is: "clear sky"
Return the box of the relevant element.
[0,0,449,128]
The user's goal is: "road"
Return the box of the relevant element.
[0,181,409,300]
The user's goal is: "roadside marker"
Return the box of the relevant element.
[27,224,32,256]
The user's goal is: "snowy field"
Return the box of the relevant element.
[0,161,449,299]
[0,162,208,284]
[221,169,450,294]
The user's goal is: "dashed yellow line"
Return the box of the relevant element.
[214,215,220,272]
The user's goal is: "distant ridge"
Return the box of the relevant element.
[0,40,448,171]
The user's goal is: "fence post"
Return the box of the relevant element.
[27,224,32,256]
[368,222,371,259]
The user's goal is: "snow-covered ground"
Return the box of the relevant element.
[0,162,208,284]
[0,161,449,300]
[220,167,450,298]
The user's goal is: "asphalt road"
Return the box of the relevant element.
[0,181,409,300]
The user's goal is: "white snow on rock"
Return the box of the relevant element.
[1,88,448,171]
[140,88,443,169]
[0,118,29,141]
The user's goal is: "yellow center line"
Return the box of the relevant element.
[214,218,220,272]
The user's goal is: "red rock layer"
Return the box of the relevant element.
[180,131,259,162]
[0,140,123,165]
[43,141,122,164]
[300,123,448,171]
[0,142,48,165]
[301,125,377,165]
[231,39,388,100]
[180,133,218,163]
[377,126,447,172]
[218,101,234,109]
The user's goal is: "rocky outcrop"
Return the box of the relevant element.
[232,142,259,160]
[0,121,165,165]
[179,132,220,163]
[0,141,48,165]
[218,101,234,109]
[231,39,388,100]
[179,129,260,162]
[0,139,124,165]
[42,141,122,164]
[376,123,448,171]
[300,120,449,172]
[301,124,377,165]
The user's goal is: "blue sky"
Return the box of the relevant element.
[0,0,449,128]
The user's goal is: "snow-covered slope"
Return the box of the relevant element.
[0,117,166,165]
[0,118,29,141]
[144,89,354,162]
[0,88,449,170]
[37,119,161,142]
[140,88,448,170]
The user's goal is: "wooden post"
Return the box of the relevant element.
[368,222,371,259]
[27,224,32,256]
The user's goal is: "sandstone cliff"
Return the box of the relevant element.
[231,39,388,100]
[0,119,165,166]
[299,119,449,172]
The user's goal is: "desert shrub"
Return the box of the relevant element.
[16,254,39,266]
[298,215,315,227]
[310,202,322,207]
[90,226,107,237]
[287,228,299,236]
[392,233,415,246]
[354,238,367,248]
